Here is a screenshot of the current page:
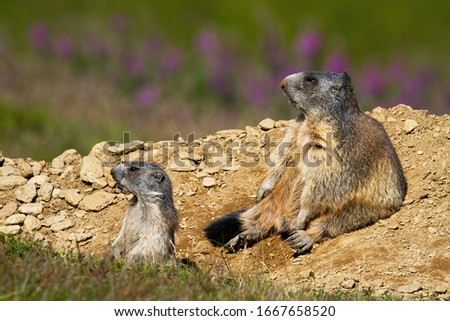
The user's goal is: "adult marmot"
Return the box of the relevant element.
[205,71,406,255]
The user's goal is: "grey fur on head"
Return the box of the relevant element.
[111,162,178,264]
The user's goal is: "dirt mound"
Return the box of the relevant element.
[1,105,449,299]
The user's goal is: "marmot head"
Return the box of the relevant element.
[281,71,359,120]
[111,162,173,200]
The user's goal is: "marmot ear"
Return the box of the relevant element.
[151,170,165,182]
[342,71,352,84]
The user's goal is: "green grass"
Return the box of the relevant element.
[0,99,115,160]
[0,233,400,301]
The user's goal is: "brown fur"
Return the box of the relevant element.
[205,71,407,255]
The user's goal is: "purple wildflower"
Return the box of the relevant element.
[134,85,159,108]
[123,53,144,78]
[323,53,350,73]
[296,30,323,57]
[53,36,74,58]
[161,49,183,73]
[361,65,384,96]
[195,30,219,53]
[28,23,49,50]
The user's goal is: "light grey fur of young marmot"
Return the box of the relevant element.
[111,162,178,264]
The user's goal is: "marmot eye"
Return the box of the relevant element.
[304,75,317,84]
[129,166,139,173]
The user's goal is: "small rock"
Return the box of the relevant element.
[42,214,66,227]
[397,282,422,294]
[428,227,437,234]
[62,149,81,165]
[15,182,37,203]
[60,165,75,179]
[33,231,45,241]
[80,156,104,184]
[373,288,388,297]
[340,279,356,289]
[51,219,75,232]
[103,167,116,187]
[416,150,424,155]
[0,225,21,235]
[433,285,447,294]
[169,160,197,172]
[57,231,93,242]
[5,214,26,225]
[202,177,216,188]
[0,176,28,191]
[0,202,18,219]
[0,165,18,176]
[23,215,42,232]
[62,189,82,207]
[51,154,65,169]
[259,118,275,130]
[108,140,144,154]
[92,178,108,189]
[18,203,43,215]
[31,162,42,176]
[370,107,387,123]
[28,174,49,186]
[39,182,54,202]
[78,191,115,211]
[18,160,33,179]
[404,119,418,134]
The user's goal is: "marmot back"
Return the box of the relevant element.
[205,71,406,255]
[111,162,178,264]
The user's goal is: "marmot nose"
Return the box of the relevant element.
[281,78,288,89]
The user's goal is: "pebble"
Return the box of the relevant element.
[5,214,26,225]
[202,177,216,188]
[259,118,275,130]
[80,156,104,184]
[31,162,42,176]
[340,279,356,289]
[0,165,17,177]
[62,189,82,207]
[57,231,93,242]
[433,285,447,294]
[397,282,422,294]
[78,191,115,211]
[0,202,18,219]
[18,160,33,179]
[23,215,42,232]
[404,119,418,134]
[42,214,66,227]
[14,182,37,203]
[28,174,49,186]
[108,140,143,154]
[169,160,197,172]
[0,225,21,235]
[39,182,54,202]
[50,218,75,232]
[51,154,65,169]
[0,176,28,191]
[18,203,43,215]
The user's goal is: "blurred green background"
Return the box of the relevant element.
[0,0,448,160]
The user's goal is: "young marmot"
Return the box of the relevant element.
[111,162,178,264]
[205,71,407,255]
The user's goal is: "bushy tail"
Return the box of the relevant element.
[203,210,246,246]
